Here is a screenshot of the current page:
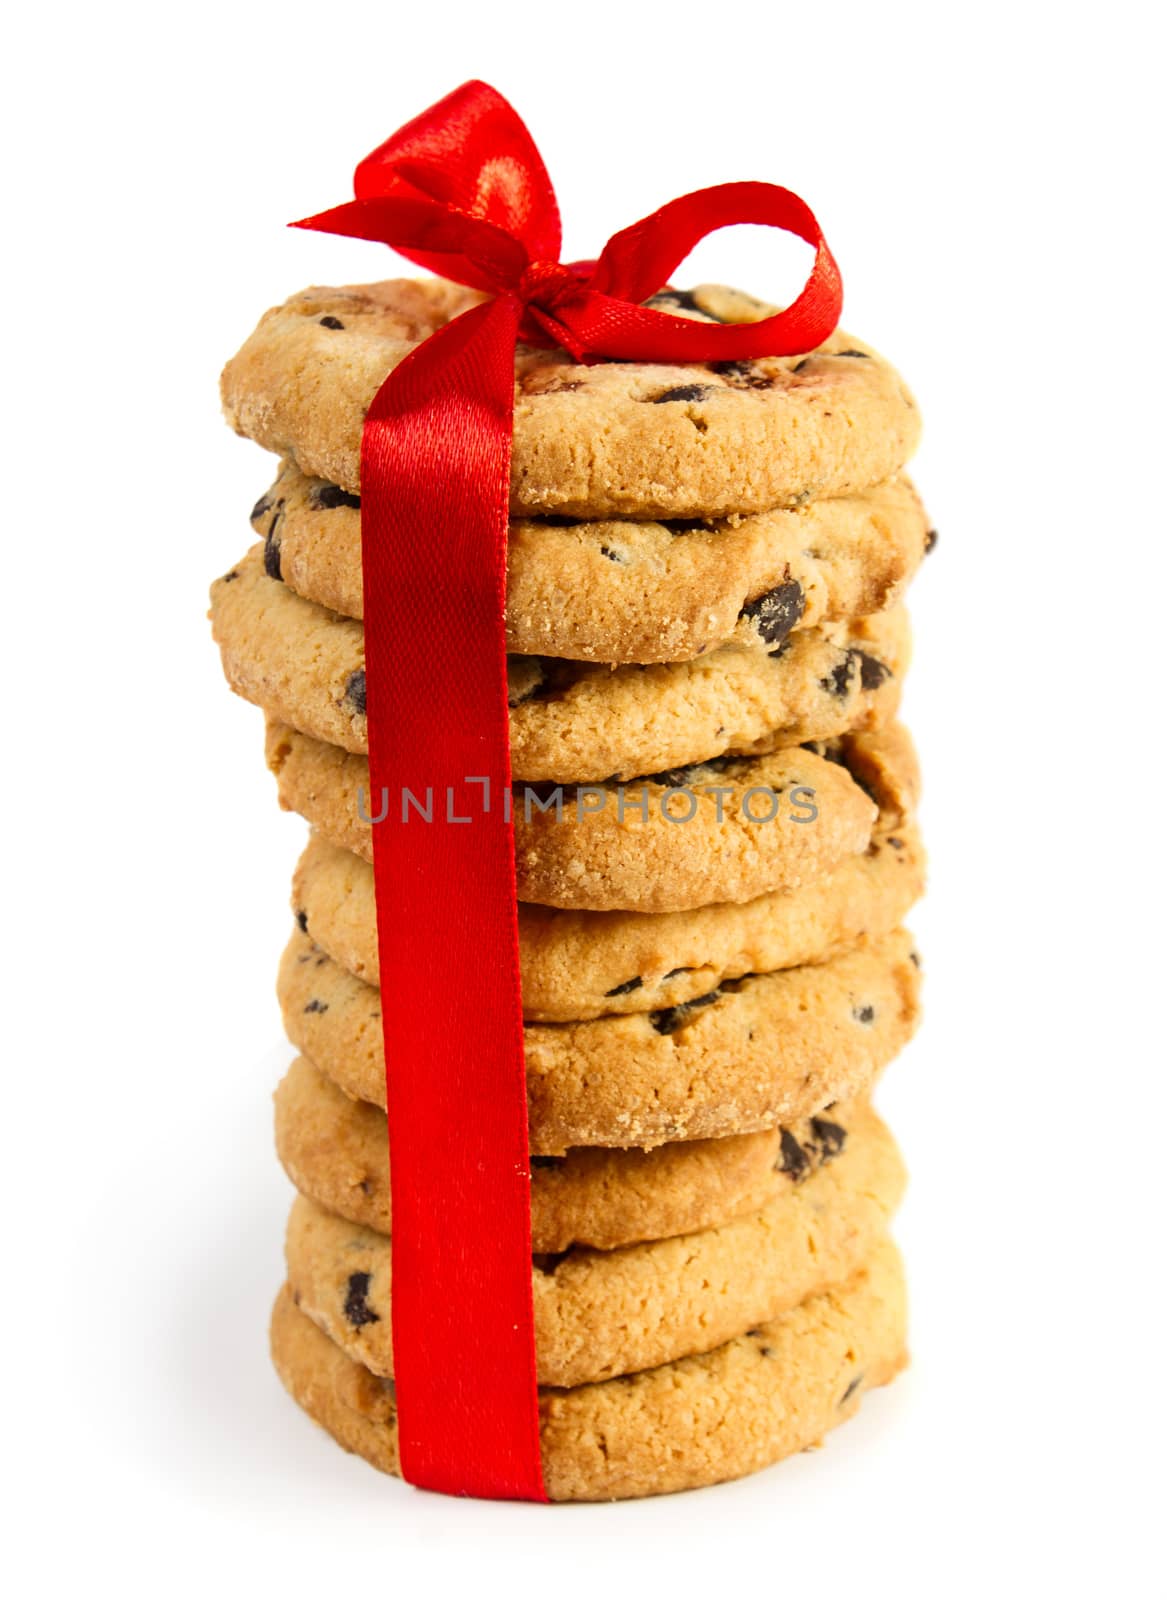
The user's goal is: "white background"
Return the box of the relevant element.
[3,2,1164,1595]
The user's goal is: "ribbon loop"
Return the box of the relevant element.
[352,80,562,276]
[589,181,831,302]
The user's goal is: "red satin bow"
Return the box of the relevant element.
[294,80,842,1503]
[298,82,840,362]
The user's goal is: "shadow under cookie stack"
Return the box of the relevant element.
[211,278,929,1501]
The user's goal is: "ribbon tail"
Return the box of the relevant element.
[360,294,547,1501]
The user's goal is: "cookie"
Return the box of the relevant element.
[221,279,921,519]
[290,772,923,1022]
[276,1054,866,1252]
[284,1100,903,1388]
[264,718,917,913]
[513,610,909,782]
[270,1234,908,1500]
[250,457,930,663]
[211,544,908,780]
[278,924,921,1152]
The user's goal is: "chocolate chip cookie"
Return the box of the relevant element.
[249,457,930,663]
[278,924,921,1152]
[221,279,921,519]
[270,1234,908,1500]
[276,1054,867,1251]
[264,718,916,913]
[283,1100,903,1387]
[290,740,922,1022]
[211,544,908,781]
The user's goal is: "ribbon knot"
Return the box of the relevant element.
[514,259,590,349]
[290,79,845,1505]
[515,258,580,306]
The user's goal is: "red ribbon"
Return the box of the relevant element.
[294,81,842,1502]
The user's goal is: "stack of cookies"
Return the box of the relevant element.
[211,279,929,1501]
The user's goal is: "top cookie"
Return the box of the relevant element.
[221,280,921,519]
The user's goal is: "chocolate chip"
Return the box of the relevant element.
[835,349,870,359]
[532,1251,570,1273]
[791,357,813,375]
[662,967,693,981]
[821,658,852,697]
[604,976,644,997]
[924,528,938,554]
[650,989,721,1035]
[599,545,627,563]
[344,670,366,716]
[250,493,274,522]
[263,520,283,581]
[886,836,904,850]
[909,950,921,968]
[708,359,773,389]
[739,580,806,648]
[803,738,840,765]
[343,1271,379,1326]
[645,288,728,323]
[810,1117,847,1159]
[650,383,716,404]
[295,909,309,933]
[645,755,733,788]
[319,315,345,330]
[840,1373,864,1404]
[310,483,362,511]
[778,1128,811,1179]
[821,648,891,698]
[221,569,239,582]
[856,651,891,691]
[852,1004,876,1024]
[646,288,704,314]
[507,658,547,707]
[303,999,328,1014]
